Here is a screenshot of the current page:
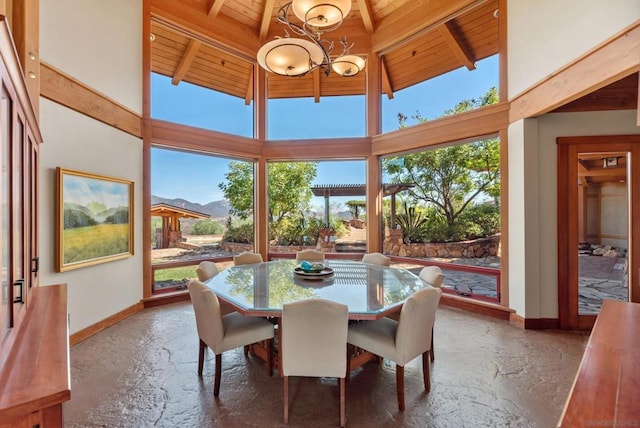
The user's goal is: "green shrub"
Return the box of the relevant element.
[191,219,225,235]
[422,202,500,242]
[223,217,254,243]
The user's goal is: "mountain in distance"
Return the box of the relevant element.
[152,195,354,221]
[151,195,230,219]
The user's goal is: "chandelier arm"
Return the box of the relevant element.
[259,1,365,77]
[277,3,315,39]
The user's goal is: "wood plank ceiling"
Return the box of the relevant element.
[149,0,638,110]
[150,0,500,102]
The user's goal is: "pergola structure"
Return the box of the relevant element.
[311,183,415,227]
[151,203,209,248]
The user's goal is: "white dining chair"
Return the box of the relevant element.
[196,261,219,282]
[295,249,325,263]
[233,251,264,266]
[361,252,391,266]
[347,286,442,411]
[282,299,348,427]
[187,280,274,397]
[418,266,445,361]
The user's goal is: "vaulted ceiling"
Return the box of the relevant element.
[150,0,500,102]
[149,0,638,113]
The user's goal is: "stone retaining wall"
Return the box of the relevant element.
[221,233,501,259]
[383,230,501,258]
[219,243,323,254]
[219,242,254,253]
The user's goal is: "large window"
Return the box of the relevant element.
[266,160,367,254]
[151,73,254,138]
[382,136,501,301]
[268,95,366,140]
[150,147,254,293]
[381,55,499,133]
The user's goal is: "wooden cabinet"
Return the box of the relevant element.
[0,11,41,358]
[0,12,68,428]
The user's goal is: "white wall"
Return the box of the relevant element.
[509,110,640,319]
[38,0,143,334]
[40,0,142,114]
[39,100,143,333]
[508,0,640,98]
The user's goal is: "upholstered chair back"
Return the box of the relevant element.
[361,252,391,266]
[196,261,219,282]
[419,266,445,288]
[187,280,225,352]
[295,249,325,263]
[233,252,264,266]
[282,299,348,378]
[395,287,442,366]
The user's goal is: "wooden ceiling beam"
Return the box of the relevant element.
[207,0,226,18]
[171,39,202,85]
[578,166,626,177]
[259,0,275,41]
[151,0,260,60]
[245,67,253,105]
[381,56,393,99]
[439,21,476,70]
[356,0,374,34]
[313,68,320,102]
[578,159,590,172]
[637,71,640,126]
[371,0,485,53]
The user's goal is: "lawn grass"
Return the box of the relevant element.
[63,224,129,263]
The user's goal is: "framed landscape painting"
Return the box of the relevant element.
[56,168,134,272]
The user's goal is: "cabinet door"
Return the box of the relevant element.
[0,83,10,341]
[11,115,27,327]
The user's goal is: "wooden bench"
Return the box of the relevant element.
[558,299,640,427]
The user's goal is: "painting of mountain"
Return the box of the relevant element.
[57,168,133,272]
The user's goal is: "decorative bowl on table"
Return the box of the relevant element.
[299,260,325,273]
[294,260,334,279]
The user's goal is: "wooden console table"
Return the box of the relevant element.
[558,299,640,427]
[0,284,70,427]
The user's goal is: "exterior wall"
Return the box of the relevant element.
[599,183,628,249]
[509,110,640,320]
[587,183,628,249]
[38,0,143,335]
[507,0,640,98]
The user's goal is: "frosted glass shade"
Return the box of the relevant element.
[331,54,365,77]
[256,38,324,76]
[291,0,352,28]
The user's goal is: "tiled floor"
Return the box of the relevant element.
[64,302,588,427]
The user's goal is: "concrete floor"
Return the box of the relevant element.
[64,302,589,428]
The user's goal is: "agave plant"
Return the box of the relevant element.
[396,202,428,244]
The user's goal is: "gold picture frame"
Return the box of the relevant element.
[56,168,134,272]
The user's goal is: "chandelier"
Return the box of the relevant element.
[256,0,366,77]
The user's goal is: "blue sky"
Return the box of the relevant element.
[151,55,498,209]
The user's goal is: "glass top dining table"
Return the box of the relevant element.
[205,259,429,320]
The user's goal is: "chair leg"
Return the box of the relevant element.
[266,339,273,377]
[339,377,346,427]
[429,327,435,362]
[198,339,206,376]
[244,345,249,356]
[346,345,352,381]
[422,351,431,392]
[214,353,222,397]
[396,364,405,412]
[284,376,289,424]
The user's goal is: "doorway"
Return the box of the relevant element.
[558,135,640,330]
